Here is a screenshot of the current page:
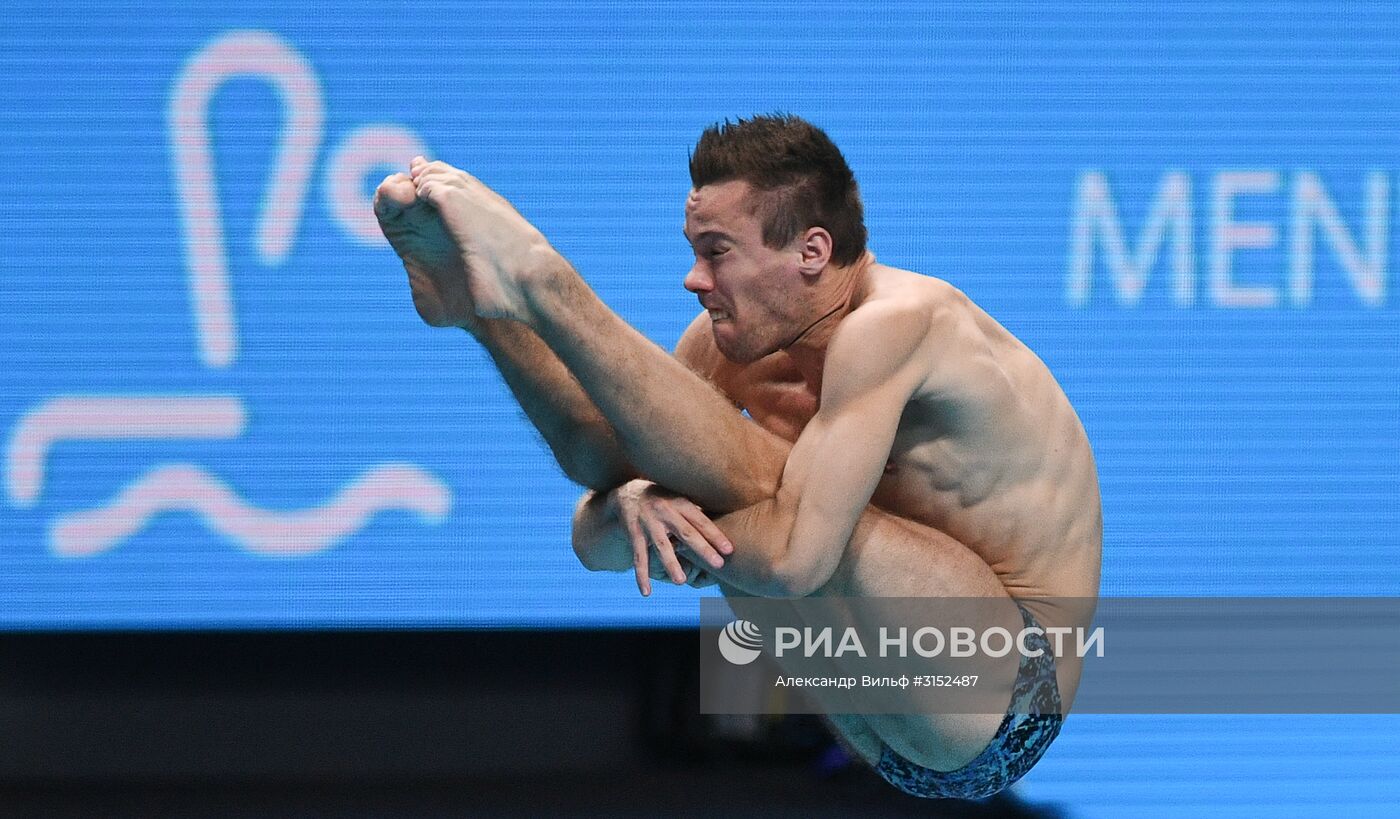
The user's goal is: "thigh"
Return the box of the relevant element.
[824,713,884,766]
[819,507,1026,772]
[824,712,1005,775]
[825,505,1007,599]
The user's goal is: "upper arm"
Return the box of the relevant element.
[770,301,938,594]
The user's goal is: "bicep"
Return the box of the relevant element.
[780,304,933,508]
[780,370,915,547]
[771,305,933,591]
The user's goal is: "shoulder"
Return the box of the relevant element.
[842,268,967,331]
[833,270,1004,399]
[828,271,957,367]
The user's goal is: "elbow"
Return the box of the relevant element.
[572,529,614,574]
[765,537,831,598]
[571,529,600,572]
[746,493,828,597]
[574,550,607,574]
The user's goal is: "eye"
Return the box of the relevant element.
[710,247,729,258]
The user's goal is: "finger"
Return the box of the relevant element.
[644,518,687,585]
[679,504,734,557]
[669,549,702,586]
[625,517,651,597]
[668,516,725,570]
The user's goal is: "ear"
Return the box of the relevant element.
[795,227,833,278]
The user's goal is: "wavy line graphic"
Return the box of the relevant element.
[51,463,450,558]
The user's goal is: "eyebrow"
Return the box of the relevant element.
[682,228,733,245]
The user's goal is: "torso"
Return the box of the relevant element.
[699,267,1102,600]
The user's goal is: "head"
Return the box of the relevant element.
[683,114,867,363]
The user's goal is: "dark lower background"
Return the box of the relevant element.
[0,631,1065,818]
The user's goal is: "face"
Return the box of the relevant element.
[682,180,805,363]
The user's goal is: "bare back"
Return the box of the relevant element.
[680,265,1102,601]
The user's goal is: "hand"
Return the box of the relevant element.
[408,156,563,324]
[613,479,733,596]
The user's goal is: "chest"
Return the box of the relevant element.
[731,366,1008,518]
[721,356,820,443]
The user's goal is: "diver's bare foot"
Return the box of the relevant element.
[409,156,563,324]
[374,172,475,328]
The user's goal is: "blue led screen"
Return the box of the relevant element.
[2,3,1398,813]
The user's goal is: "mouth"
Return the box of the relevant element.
[706,308,732,322]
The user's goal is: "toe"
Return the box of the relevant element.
[374,174,416,217]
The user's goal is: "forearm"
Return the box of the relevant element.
[699,493,815,597]
[704,487,860,598]
[465,315,637,491]
[708,312,925,597]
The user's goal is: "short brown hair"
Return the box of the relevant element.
[688,113,867,267]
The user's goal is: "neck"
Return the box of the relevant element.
[779,252,872,356]
[778,300,844,352]
[778,252,873,382]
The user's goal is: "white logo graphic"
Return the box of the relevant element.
[1067,169,1388,308]
[3,30,450,558]
[717,620,764,665]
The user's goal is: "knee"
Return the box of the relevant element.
[560,446,634,493]
[766,556,831,598]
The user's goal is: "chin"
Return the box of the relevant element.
[715,337,771,365]
[722,349,765,365]
[712,317,782,364]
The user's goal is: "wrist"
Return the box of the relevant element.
[615,478,654,504]
[603,484,624,519]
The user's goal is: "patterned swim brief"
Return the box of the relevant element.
[874,601,1064,800]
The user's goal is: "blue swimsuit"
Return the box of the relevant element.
[874,602,1064,800]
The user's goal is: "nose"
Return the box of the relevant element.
[683,262,712,294]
